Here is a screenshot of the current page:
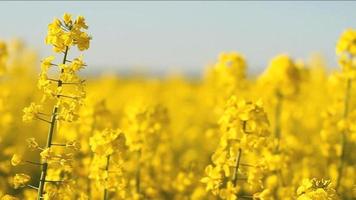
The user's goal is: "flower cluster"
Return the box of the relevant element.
[10,13,91,199]
[34,13,91,122]
[2,15,356,200]
[46,13,90,53]
[297,178,339,200]
[201,97,271,199]
[206,52,247,85]
[89,129,127,199]
[204,52,247,110]
[258,54,302,97]
[123,104,169,152]
[336,28,356,79]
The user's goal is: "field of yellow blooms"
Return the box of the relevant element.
[0,13,356,200]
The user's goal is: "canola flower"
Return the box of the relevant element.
[9,13,91,199]
[201,97,270,199]
[0,39,39,199]
[89,129,127,199]
[0,15,356,200]
[333,28,356,197]
[296,178,338,200]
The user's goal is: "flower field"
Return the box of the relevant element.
[0,13,356,200]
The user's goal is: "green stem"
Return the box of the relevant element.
[87,118,97,199]
[135,151,141,194]
[273,93,284,200]
[37,106,58,200]
[232,148,242,186]
[37,46,69,200]
[336,78,352,191]
[104,155,111,200]
[274,93,283,151]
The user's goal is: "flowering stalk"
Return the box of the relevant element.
[232,148,242,186]
[334,29,356,194]
[201,97,271,199]
[89,129,127,200]
[336,78,352,191]
[104,155,111,200]
[135,150,142,194]
[37,106,57,199]
[10,13,92,199]
[37,46,69,199]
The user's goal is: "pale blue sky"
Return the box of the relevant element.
[1,1,356,75]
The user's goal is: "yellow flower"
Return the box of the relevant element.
[71,55,85,71]
[11,154,23,166]
[63,13,72,25]
[217,51,246,80]
[1,195,19,200]
[336,28,356,56]
[41,55,55,72]
[253,189,274,200]
[336,28,356,78]
[76,32,91,51]
[46,13,91,52]
[89,129,125,156]
[75,15,88,29]
[200,165,223,194]
[297,178,339,200]
[13,173,31,189]
[66,140,81,151]
[40,148,52,162]
[219,181,238,200]
[259,54,301,97]
[26,137,39,150]
[247,167,264,190]
[22,103,42,122]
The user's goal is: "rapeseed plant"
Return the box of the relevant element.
[1,13,356,200]
[9,13,91,199]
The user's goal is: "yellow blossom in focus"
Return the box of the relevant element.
[63,13,72,25]
[13,174,31,189]
[46,13,91,52]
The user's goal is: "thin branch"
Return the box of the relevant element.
[47,78,59,82]
[104,155,111,200]
[38,112,51,116]
[27,185,39,190]
[232,148,242,186]
[57,94,79,100]
[25,160,43,166]
[238,196,253,199]
[61,80,86,85]
[65,59,87,66]
[39,179,66,183]
[336,78,352,192]
[240,163,256,167]
[51,143,66,147]
[35,116,51,124]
